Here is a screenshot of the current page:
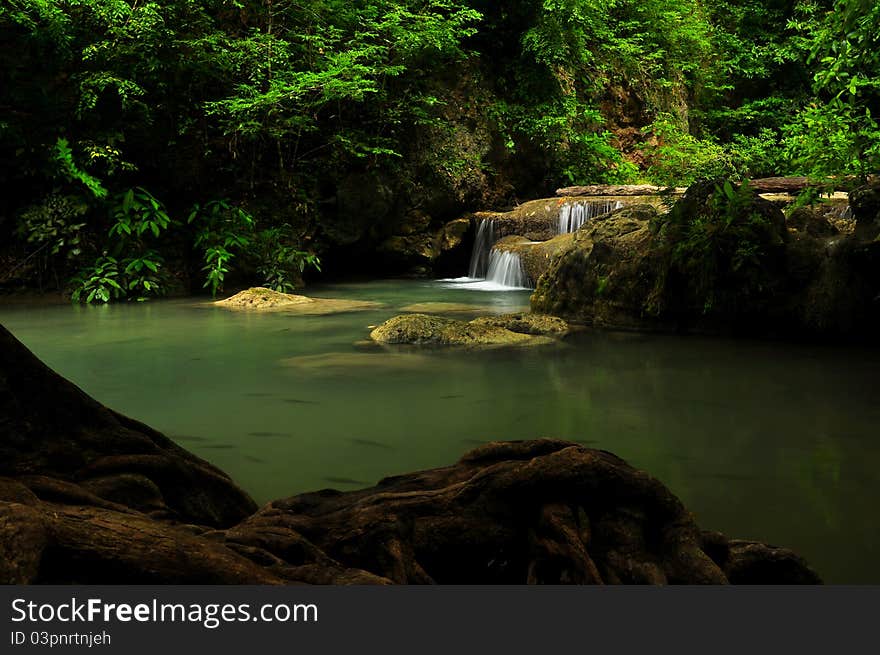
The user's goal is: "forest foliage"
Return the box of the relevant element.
[0,0,877,300]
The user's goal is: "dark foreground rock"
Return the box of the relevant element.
[0,324,820,584]
[0,324,256,528]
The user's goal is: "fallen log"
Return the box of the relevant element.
[556,184,686,197]
[557,176,872,197]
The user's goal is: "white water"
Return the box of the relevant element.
[441,247,531,291]
[444,219,532,291]
[438,277,530,292]
[468,219,495,278]
[558,199,624,234]
[446,218,531,291]
[485,249,530,289]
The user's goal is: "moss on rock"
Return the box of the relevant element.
[369,313,559,347]
[470,312,569,336]
[216,287,380,314]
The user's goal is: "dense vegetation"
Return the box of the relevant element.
[1,0,877,300]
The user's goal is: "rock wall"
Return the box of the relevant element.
[532,183,880,338]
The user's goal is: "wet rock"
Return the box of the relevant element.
[376,218,474,274]
[532,181,880,337]
[439,217,471,251]
[369,313,557,348]
[725,540,822,584]
[850,182,880,238]
[239,439,819,584]
[493,233,575,284]
[531,204,664,330]
[470,312,569,336]
[216,287,380,314]
[787,207,839,238]
[216,287,313,309]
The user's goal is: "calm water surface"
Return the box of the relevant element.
[1,279,878,583]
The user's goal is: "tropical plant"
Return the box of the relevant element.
[70,255,123,303]
[255,226,321,293]
[188,200,254,297]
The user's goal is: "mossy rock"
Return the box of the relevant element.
[369,313,557,348]
[786,207,839,238]
[531,204,664,330]
[216,287,313,309]
[216,287,380,314]
[479,196,663,242]
[492,234,575,285]
[470,312,569,336]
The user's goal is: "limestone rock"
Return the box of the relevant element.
[369,313,557,348]
[531,204,663,330]
[216,287,380,314]
[787,207,840,238]
[532,181,880,337]
[470,312,569,336]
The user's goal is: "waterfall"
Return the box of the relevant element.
[558,199,623,234]
[485,249,529,288]
[441,218,530,290]
[468,219,495,278]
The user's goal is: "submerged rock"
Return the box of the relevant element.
[369,313,559,347]
[0,321,821,585]
[399,302,502,315]
[280,351,437,372]
[216,287,380,314]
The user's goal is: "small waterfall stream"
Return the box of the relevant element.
[441,218,531,290]
[468,219,495,278]
[485,249,529,288]
[558,199,623,234]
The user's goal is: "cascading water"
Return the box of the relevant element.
[440,218,531,290]
[557,199,624,234]
[485,249,529,288]
[468,219,495,278]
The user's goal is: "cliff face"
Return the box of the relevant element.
[0,323,820,585]
[531,183,880,338]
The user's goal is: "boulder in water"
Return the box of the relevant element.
[470,312,569,336]
[369,313,557,347]
[216,287,381,314]
[236,439,821,584]
[531,204,665,330]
